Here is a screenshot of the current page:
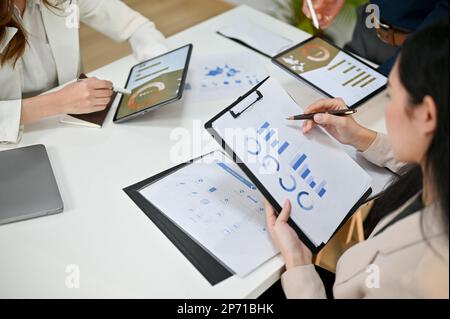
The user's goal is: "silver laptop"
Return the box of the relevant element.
[0,144,64,225]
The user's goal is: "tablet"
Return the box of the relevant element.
[272,37,387,108]
[113,44,193,123]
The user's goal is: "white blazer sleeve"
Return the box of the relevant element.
[360,133,405,173]
[78,0,165,44]
[0,100,22,144]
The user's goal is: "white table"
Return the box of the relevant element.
[0,5,388,298]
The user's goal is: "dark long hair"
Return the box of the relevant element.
[0,0,59,66]
[365,20,449,238]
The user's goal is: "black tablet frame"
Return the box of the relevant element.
[272,36,387,109]
[113,44,193,123]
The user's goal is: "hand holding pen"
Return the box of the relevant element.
[78,73,131,95]
[56,74,115,115]
[302,0,346,30]
[297,98,377,152]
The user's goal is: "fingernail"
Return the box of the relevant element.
[314,114,324,122]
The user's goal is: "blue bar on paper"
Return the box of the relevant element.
[257,122,270,135]
[216,162,256,190]
[301,168,311,179]
[264,130,275,142]
[318,188,327,198]
[271,140,279,148]
[316,181,327,197]
[292,154,307,171]
[278,142,290,155]
[306,176,315,188]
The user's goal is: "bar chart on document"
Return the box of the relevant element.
[139,152,278,277]
[211,78,372,246]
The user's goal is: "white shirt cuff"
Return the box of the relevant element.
[129,22,168,63]
[0,99,23,144]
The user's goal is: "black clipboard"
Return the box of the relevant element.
[204,77,372,254]
[123,154,233,286]
[216,31,273,59]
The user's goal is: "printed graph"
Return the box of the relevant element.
[247,121,330,212]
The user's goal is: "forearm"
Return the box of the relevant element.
[21,92,63,125]
[352,125,378,152]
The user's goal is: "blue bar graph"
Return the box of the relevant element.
[278,142,290,155]
[316,181,327,198]
[264,130,275,141]
[291,154,307,171]
[257,121,270,135]
[301,166,311,179]
[318,188,327,198]
[289,150,329,199]
[307,176,316,188]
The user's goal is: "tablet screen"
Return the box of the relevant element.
[273,37,387,108]
[114,44,192,121]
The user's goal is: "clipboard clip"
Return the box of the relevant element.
[230,90,264,119]
[228,76,270,119]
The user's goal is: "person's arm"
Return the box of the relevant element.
[78,0,167,62]
[265,200,327,299]
[378,1,449,75]
[0,77,113,144]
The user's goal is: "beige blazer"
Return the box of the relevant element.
[0,0,164,143]
[281,133,449,299]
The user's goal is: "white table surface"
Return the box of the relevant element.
[0,5,388,299]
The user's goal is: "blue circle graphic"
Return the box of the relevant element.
[261,155,280,173]
[245,137,261,155]
[279,175,297,192]
[297,192,314,211]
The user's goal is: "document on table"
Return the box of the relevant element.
[207,77,373,247]
[183,51,269,103]
[218,21,294,57]
[139,152,278,277]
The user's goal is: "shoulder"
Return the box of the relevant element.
[410,234,449,298]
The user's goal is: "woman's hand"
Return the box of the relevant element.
[302,0,346,29]
[302,98,377,152]
[20,77,113,125]
[265,200,313,269]
[57,77,113,115]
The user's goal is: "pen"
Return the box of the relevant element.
[77,73,132,95]
[112,86,132,95]
[306,0,320,29]
[286,109,357,121]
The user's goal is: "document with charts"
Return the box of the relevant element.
[206,77,372,248]
[139,151,278,277]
